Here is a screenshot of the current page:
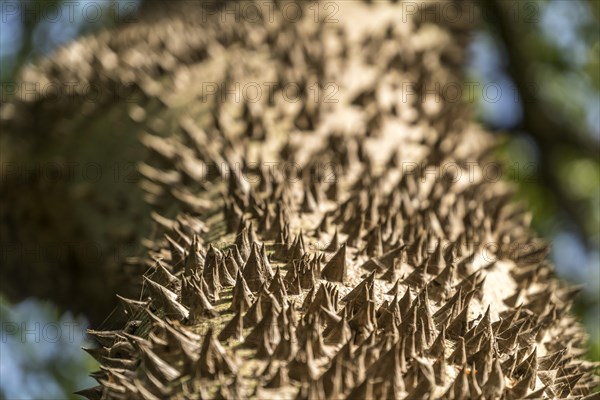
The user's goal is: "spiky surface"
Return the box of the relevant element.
[3,1,598,399]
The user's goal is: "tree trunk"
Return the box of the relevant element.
[1,0,597,398]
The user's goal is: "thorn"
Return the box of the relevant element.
[381,258,405,283]
[342,271,375,304]
[325,229,340,252]
[187,280,218,322]
[324,312,352,346]
[235,228,251,262]
[450,337,467,365]
[288,338,320,382]
[245,301,281,349]
[259,243,274,278]
[286,270,303,295]
[218,311,244,342]
[196,328,237,378]
[386,278,401,297]
[143,276,189,320]
[268,266,287,297]
[316,213,330,236]
[301,188,317,213]
[264,365,289,388]
[429,263,455,302]
[230,272,253,312]
[272,332,298,362]
[184,235,204,276]
[399,287,412,319]
[446,304,470,339]
[242,243,268,292]
[231,245,245,268]
[448,366,469,400]
[223,251,240,281]
[321,244,347,283]
[166,234,186,270]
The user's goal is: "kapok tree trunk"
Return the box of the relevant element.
[1,1,597,398]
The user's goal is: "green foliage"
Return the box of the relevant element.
[0,296,98,399]
[474,0,600,362]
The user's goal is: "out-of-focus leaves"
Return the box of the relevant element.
[0,296,97,399]
[585,42,600,90]
[526,35,571,71]
[476,0,599,362]
[495,134,557,234]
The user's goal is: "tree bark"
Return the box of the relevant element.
[1,0,597,397]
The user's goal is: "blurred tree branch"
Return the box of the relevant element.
[484,0,599,246]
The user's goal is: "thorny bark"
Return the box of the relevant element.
[0,1,598,398]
